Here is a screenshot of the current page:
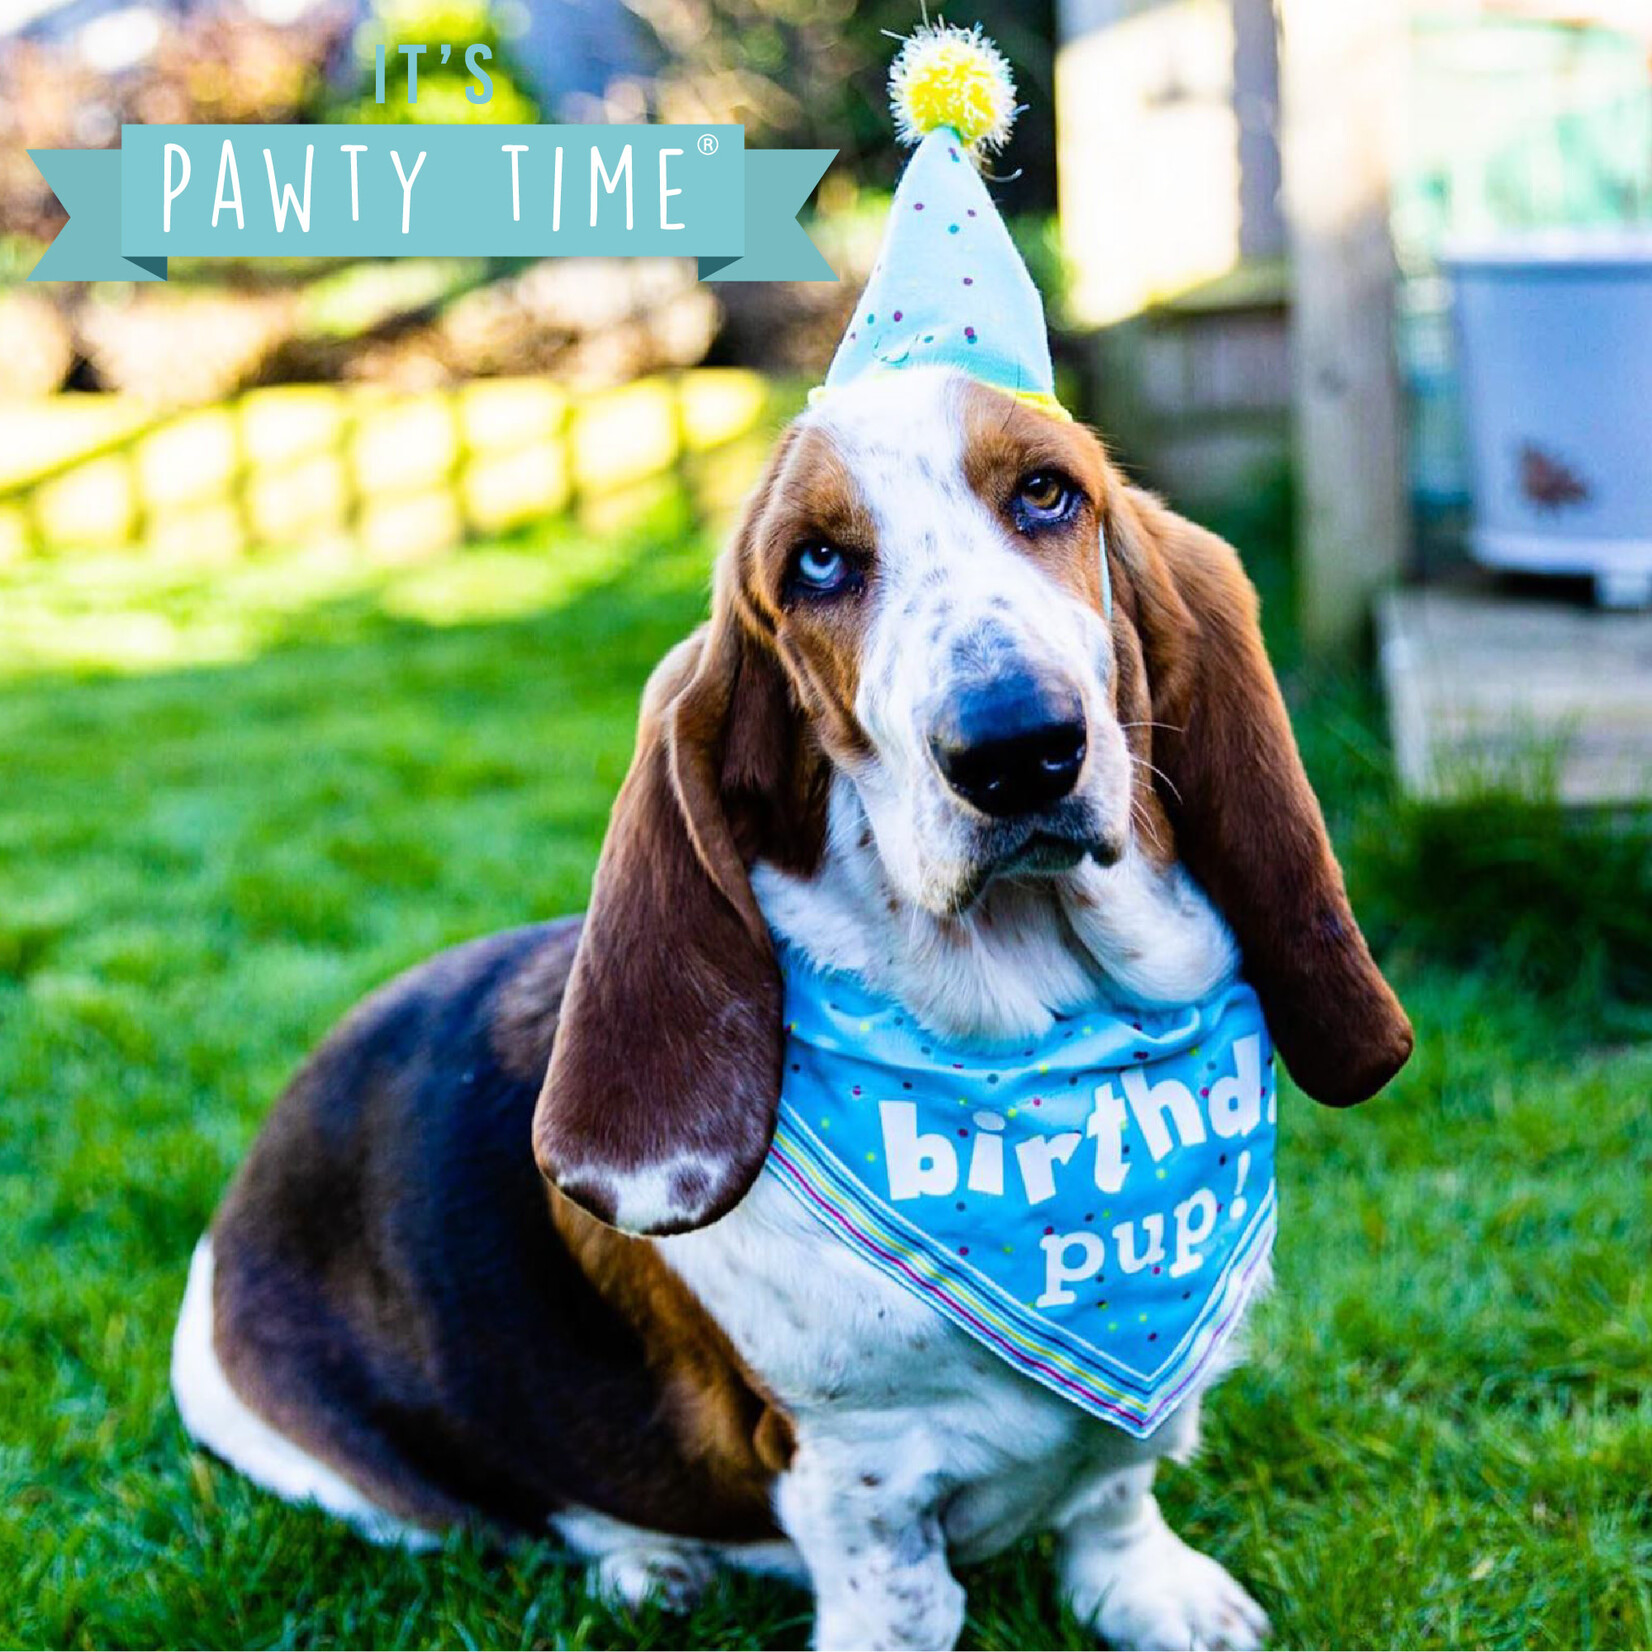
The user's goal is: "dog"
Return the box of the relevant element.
[173,365,1412,1649]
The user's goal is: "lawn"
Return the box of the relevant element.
[2,482,1650,1650]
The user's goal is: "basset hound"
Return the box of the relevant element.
[173,366,1412,1650]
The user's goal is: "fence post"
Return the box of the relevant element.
[1280,0,1409,655]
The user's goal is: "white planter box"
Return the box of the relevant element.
[1444,232,1652,607]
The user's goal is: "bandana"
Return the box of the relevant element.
[765,946,1277,1438]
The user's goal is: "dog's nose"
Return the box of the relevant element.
[930,675,1087,819]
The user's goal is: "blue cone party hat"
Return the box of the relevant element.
[819,22,1068,420]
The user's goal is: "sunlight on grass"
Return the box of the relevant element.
[0,502,695,679]
[381,547,619,627]
[3,485,1648,1649]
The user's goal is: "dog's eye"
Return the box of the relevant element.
[787,542,857,599]
[1013,471,1078,528]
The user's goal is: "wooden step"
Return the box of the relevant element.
[1378,585,1652,803]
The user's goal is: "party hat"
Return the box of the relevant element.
[819,22,1067,420]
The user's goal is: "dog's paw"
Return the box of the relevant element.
[812,1568,967,1651]
[1063,1517,1269,1651]
[589,1543,713,1614]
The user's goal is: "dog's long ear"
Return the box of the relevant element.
[1111,487,1412,1106]
[533,498,812,1235]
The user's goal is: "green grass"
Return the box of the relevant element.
[2,489,1650,1649]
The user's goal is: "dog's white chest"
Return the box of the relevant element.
[659,825,1237,1561]
[661,1170,1170,1561]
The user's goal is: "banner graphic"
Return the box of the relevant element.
[28,126,836,284]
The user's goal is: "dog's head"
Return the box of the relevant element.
[534,368,1412,1234]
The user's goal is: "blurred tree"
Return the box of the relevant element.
[1,0,1060,397]
[0,11,346,246]
[612,0,1057,211]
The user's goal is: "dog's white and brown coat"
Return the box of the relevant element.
[174,370,1411,1649]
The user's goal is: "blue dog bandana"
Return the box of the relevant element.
[765,947,1277,1437]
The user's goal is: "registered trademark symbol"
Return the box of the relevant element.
[697,133,719,156]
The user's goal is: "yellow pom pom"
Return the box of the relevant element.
[889,22,1017,156]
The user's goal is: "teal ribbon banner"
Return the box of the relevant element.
[28,125,836,284]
